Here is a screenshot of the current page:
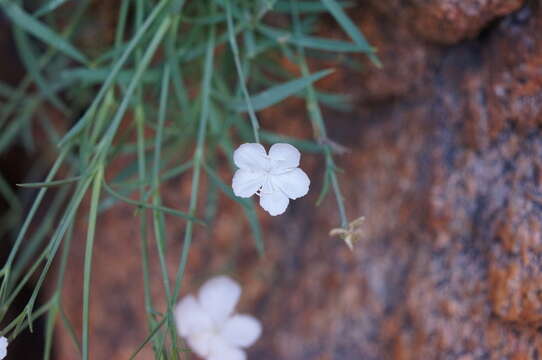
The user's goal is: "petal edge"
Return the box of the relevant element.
[273,168,310,200]
[199,276,241,324]
[232,169,265,198]
[269,143,300,171]
[174,295,213,337]
[221,314,262,348]
[233,143,268,170]
[260,190,289,216]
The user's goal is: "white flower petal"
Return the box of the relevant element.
[260,190,289,216]
[209,337,246,360]
[0,336,7,360]
[221,314,262,348]
[268,143,300,171]
[272,168,310,200]
[199,276,241,324]
[174,295,213,337]
[186,332,215,358]
[233,143,268,170]
[232,169,265,198]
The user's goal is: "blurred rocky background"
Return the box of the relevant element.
[3,0,542,359]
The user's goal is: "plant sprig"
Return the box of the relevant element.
[0,0,378,356]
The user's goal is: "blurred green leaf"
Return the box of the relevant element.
[275,0,353,12]
[204,164,264,255]
[12,27,70,114]
[258,24,373,53]
[320,0,381,66]
[232,68,334,112]
[34,0,73,17]
[17,176,82,188]
[102,180,204,224]
[3,2,88,63]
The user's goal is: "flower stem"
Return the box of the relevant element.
[226,0,260,143]
[82,166,103,360]
[290,0,349,229]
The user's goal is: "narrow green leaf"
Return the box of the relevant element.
[0,99,38,154]
[0,80,15,98]
[320,0,381,66]
[181,14,225,24]
[12,27,69,113]
[226,1,260,142]
[93,17,171,159]
[290,0,350,228]
[172,19,217,306]
[102,181,205,224]
[128,317,168,360]
[166,17,191,117]
[34,0,73,17]
[316,169,331,205]
[17,176,82,188]
[232,69,334,112]
[3,2,87,64]
[204,164,264,255]
[59,306,82,355]
[259,131,323,153]
[275,0,354,12]
[82,168,103,360]
[58,0,170,146]
[60,67,160,85]
[258,25,373,53]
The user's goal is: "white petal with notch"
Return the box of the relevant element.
[198,276,241,324]
[233,143,268,170]
[260,190,289,216]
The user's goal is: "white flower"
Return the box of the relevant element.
[175,276,262,360]
[0,336,7,360]
[232,143,310,216]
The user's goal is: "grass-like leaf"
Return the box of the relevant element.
[34,0,73,17]
[226,0,261,143]
[232,68,334,112]
[275,0,354,12]
[12,27,70,113]
[102,181,204,224]
[58,0,170,146]
[3,2,87,64]
[82,168,103,360]
[204,164,264,255]
[258,24,373,53]
[320,0,382,66]
[16,176,82,188]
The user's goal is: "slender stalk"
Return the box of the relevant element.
[290,0,349,228]
[0,150,68,306]
[173,18,215,302]
[82,167,104,360]
[226,1,260,143]
[132,3,159,353]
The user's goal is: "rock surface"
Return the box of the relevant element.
[49,1,542,359]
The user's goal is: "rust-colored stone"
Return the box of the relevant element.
[410,0,525,44]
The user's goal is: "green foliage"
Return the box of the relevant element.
[0,0,377,357]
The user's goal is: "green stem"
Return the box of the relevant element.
[290,0,349,228]
[173,16,216,303]
[226,0,260,143]
[82,167,104,360]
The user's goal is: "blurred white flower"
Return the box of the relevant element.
[0,336,7,360]
[232,143,310,216]
[175,276,262,360]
